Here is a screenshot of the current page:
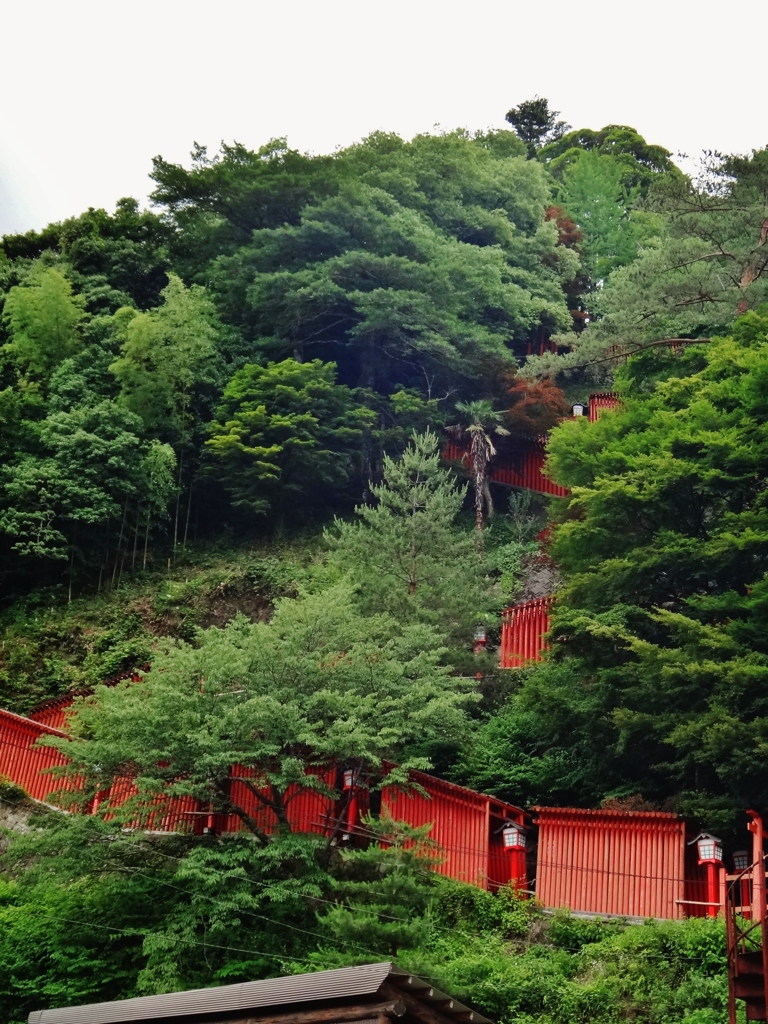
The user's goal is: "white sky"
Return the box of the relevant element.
[2,0,766,236]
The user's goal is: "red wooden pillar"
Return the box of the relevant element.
[706,862,720,917]
[748,811,765,922]
[343,768,358,840]
[502,823,527,892]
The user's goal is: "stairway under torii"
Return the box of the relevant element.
[444,393,617,669]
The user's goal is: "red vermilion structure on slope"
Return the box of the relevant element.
[0,703,526,893]
[0,708,79,806]
[588,392,619,422]
[499,597,553,668]
[533,806,721,920]
[442,439,568,497]
[382,769,526,890]
[4,701,750,920]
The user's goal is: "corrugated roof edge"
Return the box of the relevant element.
[531,806,681,820]
[0,707,68,738]
[382,761,523,816]
[387,965,492,1023]
[28,962,494,1024]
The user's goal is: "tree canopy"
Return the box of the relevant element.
[463,308,768,832]
[54,582,475,834]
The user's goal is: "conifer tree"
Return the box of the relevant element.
[315,815,439,958]
[327,431,492,640]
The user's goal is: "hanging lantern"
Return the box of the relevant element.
[733,850,750,872]
[502,823,526,849]
[343,769,356,790]
[693,832,723,865]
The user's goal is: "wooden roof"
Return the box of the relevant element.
[28,962,494,1024]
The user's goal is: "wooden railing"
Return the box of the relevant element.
[727,811,768,1023]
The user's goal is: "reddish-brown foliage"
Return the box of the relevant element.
[545,205,583,250]
[505,376,570,434]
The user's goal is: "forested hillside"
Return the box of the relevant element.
[2,101,768,1022]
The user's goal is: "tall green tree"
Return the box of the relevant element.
[538,124,676,193]
[505,97,570,158]
[0,400,145,566]
[326,431,491,639]
[111,274,222,444]
[557,150,658,283]
[205,358,374,521]
[2,268,85,379]
[111,274,224,552]
[51,583,475,834]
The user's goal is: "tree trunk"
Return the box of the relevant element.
[172,452,183,563]
[111,499,129,588]
[131,505,140,569]
[183,479,193,550]
[142,506,151,571]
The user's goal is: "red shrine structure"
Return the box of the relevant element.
[533,806,720,921]
[14,385,767,1014]
[2,695,762,932]
[482,390,619,668]
[0,700,527,893]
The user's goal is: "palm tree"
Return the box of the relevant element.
[452,400,509,534]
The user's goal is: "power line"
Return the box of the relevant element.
[110,843,730,968]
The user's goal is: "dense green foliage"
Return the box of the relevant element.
[0,799,729,1024]
[462,309,768,837]
[5,106,768,1024]
[527,147,768,377]
[0,127,584,598]
[206,358,374,520]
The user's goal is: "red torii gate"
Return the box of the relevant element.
[589,392,619,422]
[499,597,553,668]
[0,702,526,893]
[442,438,568,498]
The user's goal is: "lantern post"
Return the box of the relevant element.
[692,832,724,917]
[473,625,487,656]
[571,403,587,417]
[502,822,527,892]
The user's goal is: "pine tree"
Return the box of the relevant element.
[327,431,492,641]
[315,815,439,958]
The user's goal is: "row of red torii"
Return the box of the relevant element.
[449,391,617,668]
[0,693,741,923]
